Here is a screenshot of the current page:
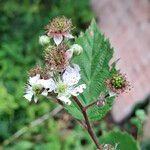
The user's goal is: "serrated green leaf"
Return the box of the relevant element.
[88,97,114,121]
[100,131,140,150]
[65,19,115,121]
[73,19,114,103]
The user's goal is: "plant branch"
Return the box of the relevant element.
[72,96,102,150]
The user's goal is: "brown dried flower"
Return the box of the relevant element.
[45,44,72,71]
[45,16,74,45]
[28,66,50,80]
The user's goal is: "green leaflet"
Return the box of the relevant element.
[73,19,114,103]
[100,131,140,150]
[65,19,115,121]
[87,97,114,121]
[65,101,83,120]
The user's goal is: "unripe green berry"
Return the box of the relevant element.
[39,35,50,46]
[111,74,125,89]
[70,44,83,55]
[136,109,147,122]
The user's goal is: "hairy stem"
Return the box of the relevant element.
[72,96,102,150]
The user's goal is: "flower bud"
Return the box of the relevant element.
[135,109,147,122]
[39,35,50,46]
[70,44,83,55]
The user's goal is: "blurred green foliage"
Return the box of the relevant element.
[0,0,94,149]
[100,131,140,150]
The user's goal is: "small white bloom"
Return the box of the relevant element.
[51,64,86,105]
[24,74,56,102]
[39,35,50,46]
[24,74,42,103]
[69,44,83,55]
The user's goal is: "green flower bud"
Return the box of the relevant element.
[39,35,50,46]
[70,44,83,55]
[135,109,147,122]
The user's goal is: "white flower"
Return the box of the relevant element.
[69,44,83,55]
[39,35,50,46]
[24,74,41,103]
[52,64,86,105]
[24,74,56,102]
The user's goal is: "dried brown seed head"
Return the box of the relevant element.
[45,44,70,71]
[28,66,50,80]
[46,16,72,36]
[28,66,42,77]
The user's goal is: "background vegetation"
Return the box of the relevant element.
[0,0,95,149]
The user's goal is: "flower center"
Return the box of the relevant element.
[111,74,125,89]
[56,83,68,94]
[32,85,43,95]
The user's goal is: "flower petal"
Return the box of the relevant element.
[29,74,40,85]
[63,32,74,39]
[72,64,80,72]
[62,65,81,86]
[39,78,56,92]
[34,96,38,103]
[70,84,86,96]
[57,95,71,105]
[53,35,63,45]
[41,90,48,96]
[65,50,73,60]
[24,93,33,101]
